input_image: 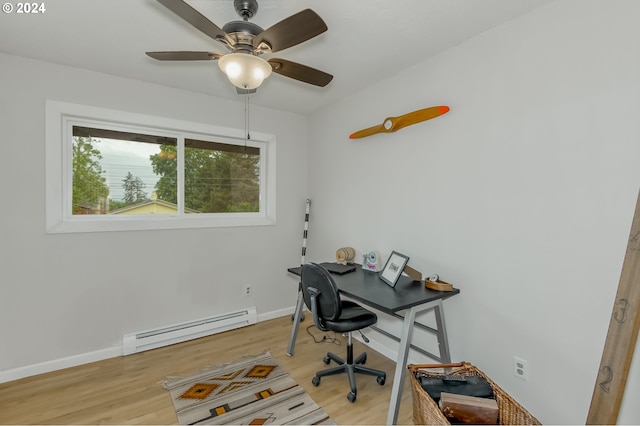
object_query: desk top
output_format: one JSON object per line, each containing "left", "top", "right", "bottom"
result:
{"left": 288, "top": 263, "right": 459, "bottom": 314}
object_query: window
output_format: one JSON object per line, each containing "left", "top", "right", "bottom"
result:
{"left": 46, "top": 101, "right": 276, "bottom": 233}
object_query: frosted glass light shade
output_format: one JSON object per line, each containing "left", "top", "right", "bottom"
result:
{"left": 218, "top": 53, "right": 272, "bottom": 90}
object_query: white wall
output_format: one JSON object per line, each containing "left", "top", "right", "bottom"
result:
{"left": 0, "top": 53, "right": 309, "bottom": 377}
{"left": 2, "top": 1, "right": 640, "bottom": 424}
{"left": 306, "top": 0, "right": 640, "bottom": 424}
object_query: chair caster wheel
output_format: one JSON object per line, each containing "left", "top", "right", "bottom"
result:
{"left": 312, "top": 376, "right": 320, "bottom": 386}
{"left": 323, "top": 356, "right": 331, "bottom": 365}
{"left": 360, "top": 354, "right": 367, "bottom": 364}
{"left": 377, "top": 375, "right": 386, "bottom": 386}
{"left": 347, "top": 391, "right": 356, "bottom": 403}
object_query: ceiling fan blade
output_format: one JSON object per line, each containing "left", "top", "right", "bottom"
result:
{"left": 146, "top": 51, "right": 222, "bottom": 61}
{"left": 156, "top": 0, "right": 229, "bottom": 44}
{"left": 254, "top": 9, "right": 327, "bottom": 53}
{"left": 349, "top": 106, "right": 450, "bottom": 139}
{"left": 268, "top": 58, "right": 333, "bottom": 87}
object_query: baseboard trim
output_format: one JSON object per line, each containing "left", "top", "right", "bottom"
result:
{"left": 258, "top": 306, "right": 295, "bottom": 322}
{"left": 0, "top": 306, "right": 297, "bottom": 384}
{"left": 0, "top": 306, "right": 432, "bottom": 384}
{"left": 0, "top": 346, "right": 122, "bottom": 384}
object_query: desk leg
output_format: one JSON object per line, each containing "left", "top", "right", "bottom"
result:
{"left": 386, "top": 306, "right": 417, "bottom": 425}
{"left": 434, "top": 301, "right": 451, "bottom": 363}
{"left": 286, "top": 284, "right": 305, "bottom": 356}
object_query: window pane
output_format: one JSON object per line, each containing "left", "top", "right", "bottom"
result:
{"left": 48, "top": 101, "right": 275, "bottom": 233}
{"left": 184, "top": 138, "right": 260, "bottom": 213}
{"left": 72, "top": 126, "right": 177, "bottom": 215}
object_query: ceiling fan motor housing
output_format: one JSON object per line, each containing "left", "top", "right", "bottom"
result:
{"left": 222, "top": 20, "right": 264, "bottom": 53}
{"left": 234, "top": 0, "right": 258, "bottom": 20}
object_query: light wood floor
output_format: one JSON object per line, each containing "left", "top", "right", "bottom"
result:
{"left": 0, "top": 315, "right": 414, "bottom": 425}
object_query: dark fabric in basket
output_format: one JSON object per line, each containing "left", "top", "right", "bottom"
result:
{"left": 418, "top": 374, "right": 494, "bottom": 404}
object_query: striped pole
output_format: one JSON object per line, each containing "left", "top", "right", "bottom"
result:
{"left": 288, "top": 199, "right": 310, "bottom": 345}
{"left": 301, "top": 199, "right": 311, "bottom": 266}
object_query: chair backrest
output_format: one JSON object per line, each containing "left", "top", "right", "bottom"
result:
{"left": 301, "top": 263, "right": 341, "bottom": 331}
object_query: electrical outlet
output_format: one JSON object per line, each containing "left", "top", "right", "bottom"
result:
{"left": 243, "top": 285, "right": 253, "bottom": 297}
{"left": 514, "top": 356, "right": 529, "bottom": 380}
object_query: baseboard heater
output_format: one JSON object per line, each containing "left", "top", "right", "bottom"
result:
{"left": 122, "top": 307, "right": 257, "bottom": 355}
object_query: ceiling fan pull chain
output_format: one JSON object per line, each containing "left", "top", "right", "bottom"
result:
{"left": 244, "top": 94, "right": 251, "bottom": 153}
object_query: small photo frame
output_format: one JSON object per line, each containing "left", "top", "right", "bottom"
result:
{"left": 380, "top": 251, "right": 410, "bottom": 288}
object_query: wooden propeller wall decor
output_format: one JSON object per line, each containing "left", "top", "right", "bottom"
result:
{"left": 349, "top": 106, "right": 450, "bottom": 139}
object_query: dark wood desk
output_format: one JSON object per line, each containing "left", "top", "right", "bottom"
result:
{"left": 286, "top": 263, "right": 459, "bottom": 425}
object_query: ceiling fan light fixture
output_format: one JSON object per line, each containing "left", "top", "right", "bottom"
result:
{"left": 218, "top": 53, "right": 272, "bottom": 90}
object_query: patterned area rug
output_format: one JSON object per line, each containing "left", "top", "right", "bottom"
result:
{"left": 162, "top": 351, "right": 335, "bottom": 425}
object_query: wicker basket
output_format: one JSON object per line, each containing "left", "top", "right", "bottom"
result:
{"left": 408, "top": 362, "right": 541, "bottom": 425}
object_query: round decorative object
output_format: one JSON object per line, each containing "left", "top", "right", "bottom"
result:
{"left": 363, "top": 250, "right": 382, "bottom": 272}
{"left": 336, "top": 247, "right": 355, "bottom": 264}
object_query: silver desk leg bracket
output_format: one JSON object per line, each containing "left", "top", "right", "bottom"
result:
{"left": 386, "top": 299, "right": 451, "bottom": 425}
{"left": 386, "top": 306, "right": 417, "bottom": 425}
{"left": 434, "top": 302, "right": 451, "bottom": 363}
{"left": 286, "top": 284, "right": 305, "bottom": 356}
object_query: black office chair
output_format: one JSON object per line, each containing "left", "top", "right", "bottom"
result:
{"left": 301, "top": 262, "right": 386, "bottom": 402}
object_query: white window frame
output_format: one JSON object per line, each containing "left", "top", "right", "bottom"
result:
{"left": 46, "top": 100, "right": 276, "bottom": 233}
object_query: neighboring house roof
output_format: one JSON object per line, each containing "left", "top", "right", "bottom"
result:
{"left": 110, "top": 199, "right": 199, "bottom": 215}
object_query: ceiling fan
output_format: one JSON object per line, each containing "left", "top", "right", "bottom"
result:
{"left": 146, "top": 0, "right": 333, "bottom": 93}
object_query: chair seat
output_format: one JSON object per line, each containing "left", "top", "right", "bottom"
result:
{"left": 324, "top": 300, "right": 377, "bottom": 333}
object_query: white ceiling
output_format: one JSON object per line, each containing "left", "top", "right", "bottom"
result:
{"left": 0, "top": 0, "right": 553, "bottom": 115}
